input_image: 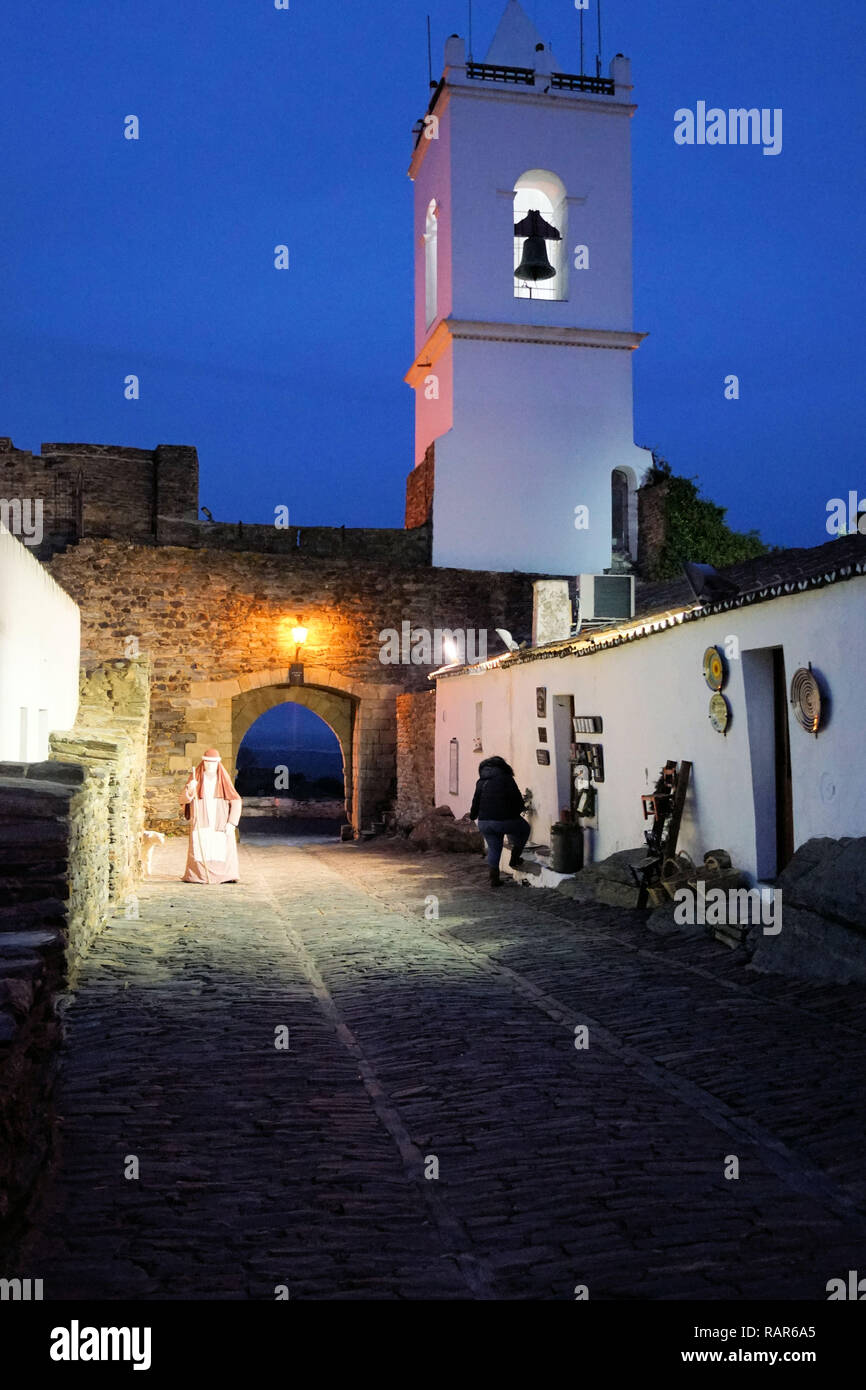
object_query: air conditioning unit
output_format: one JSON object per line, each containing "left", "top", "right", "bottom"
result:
{"left": 578, "top": 573, "right": 635, "bottom": 622}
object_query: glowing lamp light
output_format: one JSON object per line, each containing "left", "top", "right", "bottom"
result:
{"left": 286, "top": 619, "right": 309, "bottom": 685}
{"left": 441, "top": 637, "right": 460, "bottom": 664}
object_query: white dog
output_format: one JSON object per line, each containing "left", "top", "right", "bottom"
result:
{"left": 140, "top": 830, "right": 165, "bottom": 877}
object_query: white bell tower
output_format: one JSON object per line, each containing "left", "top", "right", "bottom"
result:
{"left": 405, "top": 0, "right": 651, "bottom": 576}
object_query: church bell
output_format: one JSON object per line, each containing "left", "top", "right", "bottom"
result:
{"left": 514, "top": 208, "right": 561, "bottom": 283}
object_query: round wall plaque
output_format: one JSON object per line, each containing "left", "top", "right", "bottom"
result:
{"left": 703, "top": 646, "right": 726, "bottom": 691}
{"left": 791, "top": 666, "right": 822, "bottom": 734}
{"left": 708, "top": 692, "right": 730, "bottom": 733}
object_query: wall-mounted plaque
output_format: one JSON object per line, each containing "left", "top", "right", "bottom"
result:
{"left": 703, "top": 647, "right": 726, "bottom": 692}
{"left": 288, "top": 663, "right": 305, "bottom": 685}
{"left": 536, "top": 749, "right": 551, "bottom": 765}
{"left": 572, "top": 741, "right": 604, "bottom": 782}
{"left": 537, "top": 726, "right": 548, "bottom": 743}
{"left": 449, "top": 738, "right": 459, "bottom": 794}
{"left": 790, "top": 665, "right": 823, "bottom": 735}
{"left": 536, "top": 687, "right": 547, "bottom": 717}
{"left": 708, "top": 693, "right": 730, "bottom": 734}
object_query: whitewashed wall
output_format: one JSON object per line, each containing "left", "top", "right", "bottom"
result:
{"left": 435, "top": 578, "right": 866, "bottom": 882}
{"left": 433, "top": 339, "right": 649, "bottom": 575}
{"left": 0, "top": 523, "right": 80, "bottom": 761}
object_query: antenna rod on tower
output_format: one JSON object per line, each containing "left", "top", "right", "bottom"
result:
{"left": 580, "top": 9, "right": 584, "bottom": 74}
{"left": 468, "top": 0, "right": 473, "bottom": 61}
{"left": 597, "top": 0, "right": 604, "bottom": 77}
{"left": 427, "top": 14, "right": 433, "bottom": 86}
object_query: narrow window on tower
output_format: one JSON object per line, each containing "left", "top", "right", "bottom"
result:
{"left": 611, "top": 466, "right": 638, "bottom": 561}
{"left": 425, "top": 200, "right": 439, "bottom": 328}
{"left": 612, "top": 469, "right": 629, "bottom": 555}
{"left": 513, "top": 170, "right": 567, "bottom": 302}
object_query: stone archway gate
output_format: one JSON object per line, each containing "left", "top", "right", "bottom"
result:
{"left": 182, "top": 666, "right": 398, "bottom": 830}
{"left": 46, "top": 534, "right": 537, "bottom": 837}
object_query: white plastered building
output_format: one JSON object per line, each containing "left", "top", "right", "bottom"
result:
{"left": 433, "top": 539, "right": 866, "bottom": 884}
{"left": 0, "top": 523, "right": 80, "bottom": 761}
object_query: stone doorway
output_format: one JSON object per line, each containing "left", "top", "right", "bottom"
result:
{"left": 180, "top": 666, "right": 402, "bottom": 834}
{"left": 232, "top": 684, "right": 354, "bottom": 825}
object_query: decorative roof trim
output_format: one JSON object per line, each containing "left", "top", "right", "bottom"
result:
{"left": 432, "top": 557, "right": 866, "bottom": 680}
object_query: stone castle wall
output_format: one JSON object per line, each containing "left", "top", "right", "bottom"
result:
{"left": 2, "top": 431, "right": 543, "bottom": 831}
{"left": 405, "top": 443, "right": 435, "bottom": 529}
{"left": 637, "top": 480, "right": 669, "bottom": 580}
{"left": 0, "top": 657, "right": 149, "bottom": 1253}
{"left": 0, "top": 438, "right": 200, "bottom": 558}
{"left": 396, "top": 691, "right": 436, "bottom": 830}
{"left": 156, "top": 517, "right": 431, "bottom": 563}
{"left": 0, "top": 437, "right": 431, "bottom": 566}
{"left": 46, "top": 540, "right": 538, "bottom": 829}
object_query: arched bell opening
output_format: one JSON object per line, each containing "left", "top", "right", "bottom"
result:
{"left": 513, "top": 168, "right": 568, "bottom": 302}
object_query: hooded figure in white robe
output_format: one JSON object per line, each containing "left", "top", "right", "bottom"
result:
{"left": 180, "top": 749, "right": 242, "bottom": 884}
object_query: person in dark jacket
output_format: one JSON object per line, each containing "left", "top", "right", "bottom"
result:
{"left": 469, "top": 756, "right": 531, "bottom": 887}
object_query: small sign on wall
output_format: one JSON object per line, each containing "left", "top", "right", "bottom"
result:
{"left": 536, "top": 687, "right": 547, "bottom": 717}
{"left": 572, "top": 741, "right": 604, "bottom": 782}
{"left": 449, "top": 738, "right": 459, "bottom": 794}
{"left": 536, "top": 748, "right": 551, "bottom": 765}
{"left": 537, "top": 726, "right": 548, "bottom": 743}
{"left": 573, "top": 715, "right": 602, "bottom": 735}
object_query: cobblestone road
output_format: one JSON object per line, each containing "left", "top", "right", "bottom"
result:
{"left": 24, "top": 836, "right": 866, "bottom": 1300}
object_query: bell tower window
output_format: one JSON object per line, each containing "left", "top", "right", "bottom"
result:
{"left": 425, "top": 200, "right": 439, "bottom": 328}
{"left": 513, "top": 169, "right": 567, "bottom": 301}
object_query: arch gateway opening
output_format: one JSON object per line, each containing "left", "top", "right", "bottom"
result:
{"left": 180, "top": 665, "right": 404, "bottom": 837}
{"left": 231, "top": 683, "right": 356, "bottom": 825}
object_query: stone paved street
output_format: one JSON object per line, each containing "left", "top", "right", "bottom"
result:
{"left": 23, "top": 836, "right": 866, "bottom": 1300}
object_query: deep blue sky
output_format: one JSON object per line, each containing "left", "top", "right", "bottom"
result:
{"left": 2, "top": 1, "right": 864, "bottom": 551}
{"left": 237, "top": 702, "right": 342, "bottom": 764}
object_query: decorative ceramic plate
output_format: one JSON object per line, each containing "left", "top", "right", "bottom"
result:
{"left": 791, "top": 666, "right": 822, "bottom": 734}
{"left": 708, "top": 692, "right": 730, "bottom": 733}
{"left": 703, "top": 646, "right": 726, "bottom": 691}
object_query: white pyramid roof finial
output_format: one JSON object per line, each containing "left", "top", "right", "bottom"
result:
{"left": 484, "top": 0, "right": 560, "bottom": 71}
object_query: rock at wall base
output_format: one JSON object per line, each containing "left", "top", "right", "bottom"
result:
{"left": 408, "top": 806, "right": 484, "bottom": 853}
{"left": 776, "top": 837, "right": 866, "bottom": 933}
{"left": 748, "top": 904, "right": 866, "bottom": 985}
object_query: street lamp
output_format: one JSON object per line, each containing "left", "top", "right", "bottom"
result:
{"left": 288, "top": 620, "right": 308, "bottom": 684}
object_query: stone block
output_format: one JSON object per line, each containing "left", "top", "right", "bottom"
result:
{"left": 190, "top": 679, "right": 240, "bottom": 699}
{"left": 0, "top": 761, "right": 87, "bottom": 786}
{"left": 776, "top": 837, "right": 866, "bottom": 932}
{"left": 409, "top": 807, "right": 484, "bottom": 853}
{"left": 0, "top": 978, "right": 35, "bottom": 1016}
{"left": 748, "top": 903, "right": 866, "bottom": 984}
{"left": 0, "top": 930, "right": 65, "bottom": 954}
{"left": 0, "top": 782, "right": 74, "bottom": 816}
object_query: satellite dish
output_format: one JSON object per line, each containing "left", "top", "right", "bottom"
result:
{"left": 682, "top": 562, "right": 739, "bottom": 602}
{"left": 495, "top": 628, "right": 519, "bottom": 652}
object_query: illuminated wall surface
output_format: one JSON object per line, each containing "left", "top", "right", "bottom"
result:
{"left": 435, "top": 577, "right": 866, "bottom": 883}
{"left": 0, "top": 524, "right": 80, "bottom": 761}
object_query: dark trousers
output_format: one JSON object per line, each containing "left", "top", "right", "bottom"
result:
{"left": 477, "top": 816, "right": 531, "bottom": 868}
